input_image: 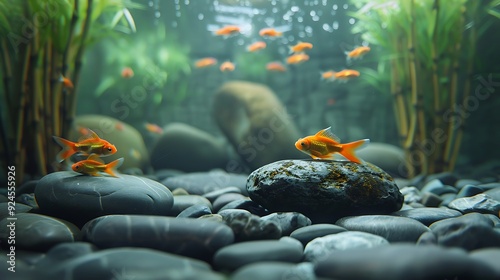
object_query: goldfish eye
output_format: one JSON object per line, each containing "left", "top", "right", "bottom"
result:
{"left": 75, "top": 165, "right": 80, "bottom": 169}
{"left": 107, "top": 147, "right": 113, "bottom": 152}
{"left": 300, "top": 142, "right": 306, "bottom": 147}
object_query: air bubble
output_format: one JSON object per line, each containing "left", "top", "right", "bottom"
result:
{"left": 333, "top": 21, "right": 339, "bottom": 30}
{"left": 198, "top": 13, "right": 204, "bottom": 20}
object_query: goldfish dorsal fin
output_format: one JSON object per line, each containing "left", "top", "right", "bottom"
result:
{"left": 316, "top": 127, "right": 341, "bottom": 142}
{"left": 87, "top": 153, "right": 104, "bottom": 163}
{"left": 78, "top": 128, "right": 101, "bottom": 142}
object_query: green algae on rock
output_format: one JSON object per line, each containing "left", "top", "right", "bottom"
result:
{"left": 246, "top": 159, "right": 403, "bottom": 222}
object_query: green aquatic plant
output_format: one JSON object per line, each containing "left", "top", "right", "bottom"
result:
{"left": 0, "top": 0, "right": 140, "bottom": 181}
{"left": 350, "top": 0, "right": 500, "bottom": 176}
{"left": 92, "top": 22, "right": 191, "bottom": 116}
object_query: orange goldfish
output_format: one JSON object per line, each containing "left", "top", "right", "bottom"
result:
{"left": 220, "top": 61, "right": 235, "bottom": 72}
{"left": 121, "top": 67, "right": 134, "bottom": 79}
{"left": 259, "top": 28, "right": 283, "bottom": 37}
{"left": 60, "top": 76, "right": 74, "bottom": 89}
{"left": 295, "top": 127, "right": 369, "bottom": 163}
{"left": 53, "top": 128, "right": 117, "bottom": 162}
{"left": 346, "top": 46, "right": 371, "bottom": 63}
{"left": 72, "top": 154, "right": 124, "bottom": 177}
{"left": 144, "top": 123, "right": 163, "bottom": 134}
{"left": 195, "top": 57, "right": 217, "bottom": 68}
{"left": 115, "top": 122, "right": 124, "bottom": 131}
{"left": 286, "top": 53, "right": 309, "bottom": 64}
{"left": 321, "top": 69, "right": 360, "bottom": 82}
{"left": 247, "top": 41, "right": 267, "bottom": 52}
{"left": 266, "top": 62, "right": 287, "bottom": 72}
{"left": 289, "top": 41, "right": 313, "bottom": 54}
{"left": 215, "top": 25, "right": 240, "bottom": 36}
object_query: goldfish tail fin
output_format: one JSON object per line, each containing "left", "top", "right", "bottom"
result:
{"left": 53, "top": 136, "right": 76, "bottom": 163}
{"left": 104, "top": 158, "right": 124, "bottom": 177}
{"left": 340, "top": 139, "right": 370, "bottom": 164}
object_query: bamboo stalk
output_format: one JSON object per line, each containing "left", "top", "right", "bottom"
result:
{"left": 429, "top": 0, "right": 441, "bottom": 173}
{"left": 43, "top": 40, "right": 55, "bottom": 169}
{"left": 64, "top": 0, "right": 93, "bottom": 137}
{"left": 443, "top": 7, "right": 465, "bottom": 170}
{"left": 62, "top": 0, "right": 79, "bottom": 76}
{"left": 15, "top": 44, "right": 31, "bottom": 183}
{"left": 0, "top": 40, "right": 13, "bottom": 166}
{"left": 449, "top": 3, "right": 477, "bottom": 171}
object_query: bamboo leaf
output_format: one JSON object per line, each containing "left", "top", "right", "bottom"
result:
{"left": 122, "top": 8, "right": 136, "bottom": 33}
{"left": 110, "top": 9, "right": 124, "bottom": 29}
{"left": 95, "top": 76, "right": 116, "bottom": 97}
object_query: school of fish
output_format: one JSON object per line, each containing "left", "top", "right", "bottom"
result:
{"left": 198, "top": 24, "right": 370, "bottom": 83}
{"left": 53, "top": 128, "right": 123, "bottom": 177}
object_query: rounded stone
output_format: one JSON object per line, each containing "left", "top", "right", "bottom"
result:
{"left": 392, "top": 207, "right": 462, "bottom": 226}
{"left": 314, "top": 244, "right": 497, "bottom": 280}
{"left": 335, "top": 215, "right": 430, "bottom": 242}
{"left": 80, "top": 215, "right": 234, "bottom": 261}
{"left": 219, "top": 209, "right": 282, "bottom": 241}
{"left": 169, "top": 195, "right": 212, "bottom": 216}
{"left": 290, "top": 224, "right": 347, "bottom": 245}
{"left": 260, "top": 212, "right": 312, "bottom": 236}
{"left": 230, "top": 262, "right": 316, "bottom": 280}
{"left": 0, "top": 213, "right": 79, "bottom": 251}
{"left": 177, "top": 204, "right": 212, "bottom": 218}
{"left": 247, "top": 160, "right": 403, "bottom": 222}
{"left": 34, "top": 172, "right": 174, "bottom": 225}
{"left": 448, "top": 193, "right": 500, "bottom": 215}
{"left": 218, "top": 199, "right": 269, "bottom": 216}
{"left": 203, "top": 186, "right": 242, "bottom": 203}
{"left": 213, "top": 240, "right": 304, "bottom": 271}
{"left": 162, "top": 170, "right": 248, "bottom": 196}
{"left": 419, "top": 213, "right": 500, "bottom": 251}
{"left": 469, "top": 248, "right": 500, "bottom": 278}
{"left": 304, "top": 231, "right": 389, "bottom": 262}
{"left": 213, "top": 193, "right": 248, "bottom": 212}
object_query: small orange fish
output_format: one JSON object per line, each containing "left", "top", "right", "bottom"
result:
{"left": 60, "top": 76, "right": 74, "bottom": 89}
{"left": 322, "top": 69, "right": 360, "bottom": 82}
{"left": 144, "top": 123, "right": 163, "bottom": 134}
{"left": 215, "top": 25, "right": 240, "bottom": 36}
{"left": 115, "top": 122, "right": 124, "bottom": 131}
{"left": 220, "top": 61, "right": 235, "bottom": 72}
{"left": 121, "top": 67, "right": 134, "bottom": 79}
{"left": 259, "top": 28, "right": 283, "bottom": 37}
{"left": 247, "top": 41, "right": 267, "bottom": 52}
{"left": 72, "top": 154, "right": 124, "bottom": 177}
{"left": 286, "top": 53, "right": 309, "bottom": 64}
{"left": 53, "top": 128, "right": 117, "bottom": 162}
{"left": 289, "top": 41, "right": 313, "bottom": 54}
{"left": 195, "top": 57, "right": 217, "bottom": 68}
{"left": 327, "top": 98, "right": 336, "bottom": 106}
{"left": 266, "top": 62, "right": 287, "bottom": 72}
{"left": 295, "top": 127, "right": 369, "bottom": 163}
{"left": 346, "top": 46, "right": 371, "bottom": 62}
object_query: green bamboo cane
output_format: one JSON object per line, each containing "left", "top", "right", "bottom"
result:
{"left": 429, "top": 0, "right": 441, "bottom": 173}
{"left": 15, "top": 44, "right": 31, "bottom": 183}
{"left": 43, "top": 40, "right": 54, "bottom": 171}
{"left": 443, "top": 6, "right": 465, "bottom": 170}
{"left": 63, "top": 0, "right": 93, "bottom": 137}
{"left": 0, "top": 40, "right": 13, "bottom": 166}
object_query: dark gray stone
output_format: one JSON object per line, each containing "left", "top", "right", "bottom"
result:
{"left": 16, "top": 193, "right": 38, "bottom": 210}
{"left": 439, "top": 193, "right": 457, "bottom": 207}
{"left": 477, "top": 183, "right": 500, "bottom": 191}
{"left": 213, "top": 240, "right": 303, "bottom": 271}
{"left": 420, "top": 192, "right": 443, "bottom": 207}
{"left": 424, "top": 172, "right": 458, "bottom": 187}
{"left": 230, "top": 262, "right": 315, "bottom": 280}
{"left": 247, "top": 160, "right": 403, "bottom": 222}
{"left": 456, "top": 184, "right": 485, "bottom": 198}
{"left": 35, "top": 171, "right": 173, "bottom": 225}
{"left": 218, "top": 199, "right": 269, "bottom": 216}
{"left": 470, "top": 248, "right": 500, "bottom": 278}
{"left": 177, "top": 204, "right": 212, "bottom": 218}
{"left": 35, "top": 247, "right": 220, "bottom": 280}
{"left": 421, "top": 179, "right": 458, "bottom": 195}
{"left": 418, "top": 213, "right": 500, "bottom": 251}
{"left": 161, "top": 170, "right": 248, "bottom": 196}
{"left": 203, "top": 186, "right": 242, "bottom": 202}
{"left": 0, "top": 213, "right": 79, "bottom": 251}
{"left": 304, "top": 231, "right": 389, "bottom": 262}
{"left": 213, "top": 193, "right": 248, "bottom": 212}
{"left": 399, "top": 186, "right": 422, "bottom": 204}
{"left": 485, "top": 187, "right": 500, "bottom": 201}
{"left": 219, "top": 209, "right": 282, "bottom": 241}
{"left": 261, "top": 212, "right": 312, "bottom": 236}
{"left": 336, "top": 215, "right": 430, "bottom": 242}
{"left": 169, "top": 195, "right": 212, "bottom": 216}
{"left": 80, "top": 215, "right": 234, "bottom": 261}
{"left": 0, "top": 202, "right": 32, "bottom": 220}
{"left": 290, "top": 224, "right": 347, "bottom": 246}
{"left": 314, "top": 244, "right": 497, "bottom": 280}
{"left": 448, "top": 193, "right": 500, "bottom": 215}
{"left": 392, "top": 207, "right": 462, "bottom": 226}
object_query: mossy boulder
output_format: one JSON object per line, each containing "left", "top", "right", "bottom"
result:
{"left": 70, "top": 115, "right": 149, "bottom": 171}
{"left": 246, "top": 160, "right": 404, "bottom": 222}
{"left": 212, "top": 81, "right": 303, "bottom": 170}
{"left": 150, "top": 123, "right": 232, "bottom": 172}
